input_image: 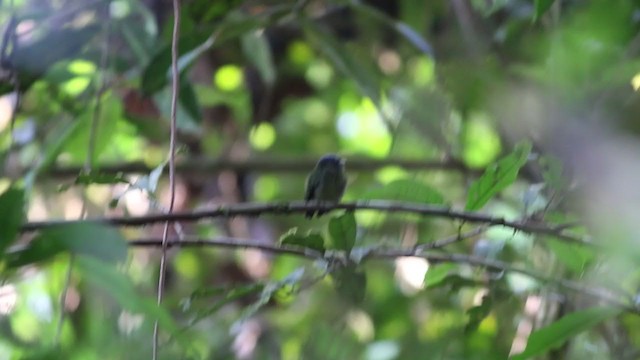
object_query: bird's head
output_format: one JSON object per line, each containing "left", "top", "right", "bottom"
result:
{"left": 316, "top": 154, "right": 345, "bottom": 169}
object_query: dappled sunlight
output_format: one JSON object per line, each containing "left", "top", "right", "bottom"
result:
{"left": 2, "top": 0, "right": 640, "bottom": 358}
{"left": 395, "top": 256, "right": 428, "bottom": 294}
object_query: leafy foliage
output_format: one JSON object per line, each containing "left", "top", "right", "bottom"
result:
{"left": 466, "top": 142, "right": 532, "bottom": 211}
{"left": 363, "top": 178, "right": 445, "bottom": 204}
{"left": 328, "top": 212, "right": 357, "bottom": 253}
{"left": 512, "top": 307, "right": 621, "bottom": 359}
{"left": 0, "top": 0, "right": 638, "bottom": 358}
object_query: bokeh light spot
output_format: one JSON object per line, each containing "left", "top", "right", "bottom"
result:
{"left": 410, "top": 57, "right": 435, "bottom": 87}
{"left": 254, "top": 175, "right": 280, "bottom": 201}
{"left": 287, "top": 41, "right": 313, "bottom": 66}
{"left": 62, "top": 77, "right": 91, "bottom": 96}
{"left": 214, "top": 65, "right": 243, "bottom": 91}
{"left": 249, "top": 122, "right": 276, "bottom": 150}
{"left": 462, "top": 113, "right": 501, "bottom": 168}
{"left": 632, "top": 73, "right": 640, "bottom": 91}
{"left": 173, "top": 251, "right": 200, "bottom": 280}
{"left": 305, "top": 60, "right": 333, "bottom": 88}
{"left": 68, "top": 60, "right": 96, "bottom": 75}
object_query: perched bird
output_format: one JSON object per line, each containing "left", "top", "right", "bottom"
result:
{"left": 304, "top": 154, "right": 347, "bottom": 218}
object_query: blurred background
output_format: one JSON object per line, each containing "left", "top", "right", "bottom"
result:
{"left": 1, "top": 0, "right": 640, "bottom": 359}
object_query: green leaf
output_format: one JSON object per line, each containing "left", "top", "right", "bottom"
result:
{"left": 332, "top": 264, "right": 366, "bottom": 304}
{"left": 465, "top": 295, "right": 492, "bottom": 333}
{"left": 328, "top": 213, "right": 357, "bottom": 252}
{"left": 279, "top": 229, "right": 326, "bottom": 253}
{"left": 512, "top": 307, "right": 621, "bottom": 359}
{"left": 236, "top": 268, "right": 305, "bottom": 324}
{"left": 141, "top": 31, "right": 213, "bottom": 94}
{"left": 465, "top": 142, "right": 532, "bottom": 211}
{"left": 26, "top": 118, "right": 84, "bottom": 188}
{"left": 59, "top": 171, "right": 131, "bottom": 191}
{"left": 185, "top": 283, "right": 264, "bottom": 326}
{"left": 534, "top": 0, "right": 556, "bottom": 22}
{"left": 425, "top": 273, "right": 481, "bottom": 291}
{"left": 423, "top": 263, "right": 457, "bottom": 288}
{"left": 301, "top": 17, "right": 382, "bottom": 105}
{"left": 546, "top": 237, "right": 595, "bottom": 274}
{"left": 179, "top": 75, "right": 203, "bottom": 123}
{"left": 62, "top": 95, "right": 123, "bottom": 164}
{"left": 0, "top": 187, "right": 25, "bottom": 256}
{"left": 241, "top": 30, "right": 276, "bottom": 86}
{"left": 6, "top": 223, "right": 127, "bottom": 268}
{"left": 76, "top": 256, "right": 182, "bottom": 341}
{"left": 363, "top": 178, "right": 445, "bottom": 204}
{"left": 142, "top": 6, "right": 292, "bottom": 94}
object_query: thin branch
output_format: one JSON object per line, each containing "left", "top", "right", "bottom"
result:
{"left": 127, "top": 236, "right": 635, "bottom": 314}
{"left": 130, "top": 237, "right": 322, "bottom": 258}
{"left": 153, "top": 0, "right": 180, "bottom": 357}
{"left": 416, "top": 226, "right": 487, "bottom": 250}
{"left": 21, "top": 201, "right": 592, "bottom": 246}
{"left": 372, "top": 251, "right": 634, "bottom": 312}
{"left": 37, "top": 157, "right": 472, "bottom": 177}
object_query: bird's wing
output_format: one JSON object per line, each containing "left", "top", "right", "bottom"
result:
{"left": 305, "top": 173, "right": 317, "bottom": 201}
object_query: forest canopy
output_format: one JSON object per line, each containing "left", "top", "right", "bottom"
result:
{"left": 1, "top": 0, "right": 640, "bottom": 359}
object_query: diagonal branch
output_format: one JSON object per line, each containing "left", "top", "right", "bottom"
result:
{"left": 21, "top": 200, "right": 591, "bottom": 246}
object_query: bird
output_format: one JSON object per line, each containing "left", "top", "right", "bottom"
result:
{"left": 304, "top": 154, "right": 347, "bottom": 218}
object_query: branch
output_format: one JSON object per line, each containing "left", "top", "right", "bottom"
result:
{"left": 22, "top": 200, "right": 592, "bottom": 246}
{"left": 38, "top": 157, "right": 472, "bottom": 177}
{"left": 128, "top": 236, "right": 635, "bottom": 314}
{"left": 130, "top": 237, "right": 323, "bottom": 258}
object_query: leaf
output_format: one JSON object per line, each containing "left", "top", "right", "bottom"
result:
{"left": 279, "top": 229, "right": 326, "bottom": 253}
{"left": 425, "top": 273, "right": 481, "bottom": 291}
{"left": 423, "top": 263, "right": 457, "bottom": 288}
{"left": 545, "top": 237, "right": 595, "bottom": 274}
{"left": 141, "top": 31, "right": 213, "bottom": 94}
{"left": 75, "top": 172, "right": 130, "bottom": 186}
{"left": 301, "top": 17, "right": 382, "bottom": 105}
{"left": 241, "top": 30, "right": 276, "bottom": 86}
{"left": 534, "top": 0, "right": 556, "bottom": 22}
{"left": 351, "top": 1, "right": 433, "bottom": 57}
{"left": 465, "top": 142, "right": 532, "bottom": 211}
{"left": 141, "top": 6, "right": 292, "bottom": 94}
{"left": 6, "top": 223, "right": 127, "bottom": 268}
{"left": 25, "top": 119, "right": 83, "bottom": 189}
{"left": 62, "top": 96, "right": 123, "bottom": 164}
{"left": 236, "top": 268, "right": 305, "bottom": 325}
{"left": 185, "top": 283, "right": 264, "bottom": 322}
{"left": 328, "top": 213, "right": 357, "bottom": 252}
{"left": 76, "top": 256, "right": 182, "bottom": 341}
{"left": 512, "top": 307, "right": 621, "bottom": 359}
{"left": 0, "top": 187, "right": 25, "bottom": 256}
{"left": 179, "top": 75, "right": 203, "bottom": 123}
{"left": 465, "top": 295, "right": 492, "bottom": 333}
{"left": 332, "top": 264, "right": 366, "bottom": 304}
{"left": 362, "top": 178, "right": 445, "bottom": 204}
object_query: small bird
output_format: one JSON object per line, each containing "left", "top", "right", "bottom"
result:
{"left": 305, "top": 154, "right": 347, "bottom": 218}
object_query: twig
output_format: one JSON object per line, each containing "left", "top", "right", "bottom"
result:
{"left": 21, "top": 201, "right": 592, "bottom": 246}
{"left": 127, "top": 236, "right": 635, "bottom": 314}
{"left": 153, "top": 0, "right": 180, "bottom": 357}
{"left": 416, "top": 226, "right": 487, "bottom": 250}
{"left": 131, "top": 237, "right": 323, "bottom": 258}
